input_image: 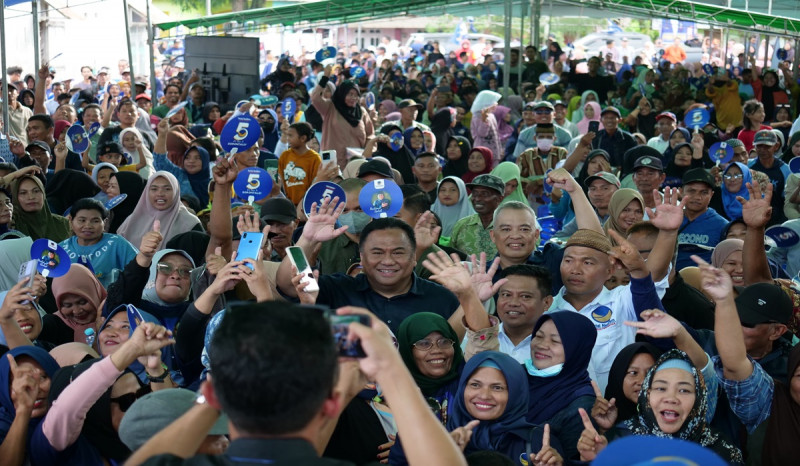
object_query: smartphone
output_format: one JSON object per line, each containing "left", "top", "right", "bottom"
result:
{"left": 321, "top": 150, "right": 336, "bottom": 164}
{"left": 237, "top": 231, "right": 264, "bottom": 270}
{"left": 263, "top": 159, "right": 279, "bottom": 183}
{"left": 330, "top": 314, "right": 370, "bottom": 358}
{"left": 287, "top": 246, "right": 319, "bottom": 292}
{"left": 18, "top": 260, "right": 37, "bottom": 305}
{"left": 588, "top": 121, "right": 600, "bottom": 133}
{"left": 437, "top": 85, "right": 450, "bottom": 93}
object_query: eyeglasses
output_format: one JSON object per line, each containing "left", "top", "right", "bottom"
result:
{"left": 534, "top": 109, "right": 553, "bottom": 114}
{"left": 723, "top": 173, "right": 744, "bottom": 180}
{"left": 110, "top": 385, "right": 152, "bottom": 412}
{"left": 156, "top": 262, "right": 193, "bottom": 278}
{"left": 412, "top": 338, "right": 455, "bottom": 351}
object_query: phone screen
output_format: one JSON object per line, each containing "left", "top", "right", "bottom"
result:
{"left": 321, "top": 150, "right": 335, "bottom": 163}
{"left": 588, "top": 121, "right": 600, "bottom": 133}
{"left": 330, "top": 314, "right": 370, "bottom": 357}
{"left": 263, "top": 159, "right": 279, "bottom": 182}
{"left": 289, "top": 246, "right": 309, "bottom": 271}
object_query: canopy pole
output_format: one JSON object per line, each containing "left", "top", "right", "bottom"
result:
{"left": 146, "top": 0, "right": 158, "bottom": 101}
{"left": 743, "top": 33, "right": 750, "bottom": 67}
{"left": 529, "top": 0, "right": 534, "bottom": 50}
{"left": 357, "top": 24, "right": 362, "bottom": 51}
{"left": 533, "top": 0, "right": 541, "bottom": 53}
{"left": 1, "top": 0, "right": 8, "bottom": 137}
{"left": 795, "top": 39, "right": 800, "bottom": 82}
{"left": 723, "top": 27, "right": 730, "bottom": 70}
{"left": 33, "top": 0, "right": 40, "bottom": 74}
{"left": 762, "top": 34, "right": 769, "bottom": 70}
{"left": 519, "top": 0, "right": 526, "bottom": 95}
{"left": 122, "top": 0, "right": 135, "bottom": 82}
{"left": 502, "top": 0, "right": 511, "bottom": 100}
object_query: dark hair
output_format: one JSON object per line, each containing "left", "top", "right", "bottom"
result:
{"left": 192, "top": 137, "right": 218, "bottom": 162}
{"left": 209, "top": 302, "right": 337, "bottom": 435}
{"left": 28, "top": 114, "right": 54, "bottom": 129}
{"left": 289, "top": 122, "right": 314, "bottom": 142}
{"left": 359, "top": 217, "right": 416, "bottom": 252}
{"left": 415, "top": 152, "right": 438, "bottom": 163}
{"left": 164, "top": 84, "right": 182, "bottom": 95}
{"left": 83, "top": 103, "right": 102, "bottom": 115}
{"left": 70, "top": 198, "right": 108, "bottom": 220}
{"left": 742, "top": 99, "right": 764, "bottom": 131}
{"left": 498, "top": 264, "right": 552, "bottom": 298}
{"left": 399, "top": 184, "right": 430, "bottom": 216}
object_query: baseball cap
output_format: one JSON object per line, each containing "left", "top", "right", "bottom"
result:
{"left": 25, "top": 140, "right": 51, "bottom": 155}
{"left": 118, "top": 388, "right": 229, "bottom": 451}
{"left": 633, "top": 155, "right": 664, "bottom": 171}
{"left": 466, "top": 174, "right": 504, "bottom": 195}
{"left": 681, "top": 167, "right": 715, "bottom": 188}
{"left": 600, "top": 106, "right": 621, "bottom": 118}
{"left": 552, "top": 100, "right": 567, "bottom": 108}
{"left": 523, "top": 102, "right": 537, "bottom": 112}
{"left": 99, "top": 142, "right": 124, "bottom": 156}
{"left": 585, "top": 171, "right": 621, "bottom": 189}
{"left": 655, "top": 111, "right": 677, "bottom": 122}
{"left": 135, "top": 93, "right": 151, "bottom": 101}
{"left": 397, "top": 99, "right": 424, "bottom": 110}
{"left": 97, "top": 67, "right": 110, "bottom": 75}
{"left": 533, "top": 101, "right": 554, "bottom": 111}
{"left": 357, "top": 159, "right": 393, "bottom": 179}
{"left": 735, "top": 283, "right": 792, "bottom": 326}
{"left": 593, "top": 435, "right": 728, "bottom": 466}
{"left": 753, "top": 130, "right": 778, "bottom": 146}
{"left": 260, "top": 197, "right": 297, "bottom": 224}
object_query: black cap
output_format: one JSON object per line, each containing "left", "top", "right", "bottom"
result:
{"left": 735, "top": 283, "right": 792, "bottom": 326}
{"left": 259, "top": 198, "right": 297, "bottom": 224}
{"left": 633, "top": 155, "right": 664, "bottom": 171}
{"left": 600, "top": 106, "right": 621, "bottom": 118}
{"left": 99, "top": 142, "right": 124, "bottom": 156}
{"left": 681, "top": 168, "right": 715, "bottom": 188}
{"left": 25, "top": 140, "right": 51, "bottom": 155}
{"left": 358, "top": 160, "right": 393, "bottom": 179}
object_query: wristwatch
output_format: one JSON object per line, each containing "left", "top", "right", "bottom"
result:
{"left": 147, "top": 364, "right": 170, "bottom": 383}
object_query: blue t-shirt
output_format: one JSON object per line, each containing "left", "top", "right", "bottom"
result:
{"left": 676, "top": 208, "right": 729, "bottom": 270}
{"left": 60, "top": 233, "right": 139, "bottom": 289}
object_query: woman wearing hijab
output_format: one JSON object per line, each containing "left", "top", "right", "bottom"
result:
{"left": 429, "top": 107, "right": 456, "bottom": 156}
{"left": 91, "top": 163, "right": 118, "bottom": 204}
{"left": 754, "top": 70, "right": 790, "bottom": 124}
{"left": 369, "top": 125, "right": 416, "bottom": 184}
{"left": 0, "top": 187, "right": 16, "bottom": 237}
{"left": 710, "top": 238, "right": 744, "bottom": 288}
{"left": 570, "top": 90, "right": 600, "bottom": 124}
{"left": 312, "top": 72, "right": 375, "bottom": 169}
{"left": 164, "top": 122, "right": 195, "bottom": 167}
{"left": 490, "top": 162, "right": 528, "bottom": 205}
{"left": 462, "top": 147, "right": 493, "bottom": 184}
{"left": 580, "top": 349, "right": 743, "bottom": 464}
{"left": 576, "top": 101, "right": 602, "bottom": 135}
{"left": 603, "top": 188, "right": 644, "bottom": 244}
{"left": 709, "top": 162, "right": 752, "bottom": 221}
{"left": 117, "top": 171, "right": 202, "bottom": 248}
{"left": 11, "top": 175, "right": 71, "bottom": 242}
{"left": 0, "top": 346, "right": 60, "bottom": 464}
{"left": 431, "top": 176, "right": 476, "bottom": 242}
{"left": 154, "top": 119, "right": 211, "bottom": 208}
{"left": 0, "top": 237, "right": 33, "bottom": 291}
{"left": 525, "top": 311, "right": 597, "bottom": 460}
{"left": 600, "top": 343, "right": 662, "bottom": 426}
{"left": 106, "top": 171, "right": 146, "bottom": 234}
{"left": 662, "top": 142, "right": 695, "bottom": 189}
{"left": 402, "top": 127, "right": 425, "bottom": 157}
{"left": 201, "top": 102, "right": 221, "bottom": 129}
{"left": 470, "top": 90, "right": 503, "bottom": 165}
{"left": 442, "top": 135, "right": 471, "bottom": 179}
{"left": 40, "top": 264, "right": 108, "bottom": 346}
{"left": 446, "top": 351, "right": 560, "bottom": 463}
{"left": 493, "top": 105, "right": 514, "bottom": 149}
{"left": 44, "top": 169, "right": 102, "bottom": 216}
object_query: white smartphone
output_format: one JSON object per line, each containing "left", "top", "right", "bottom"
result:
{"left": 18, "top": 259, "right": 38, "bottom": 305}
{"left": 321, "top": 149, "right": 336, "bottom": 164}
{"left": 287, "top": 246, "right": 319, "bottom": 293}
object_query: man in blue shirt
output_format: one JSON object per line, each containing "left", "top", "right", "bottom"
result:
{"left": 748, "top": 130, "right": 791, "bottom": 226}
{"left": 676, "top": 168, "right": 729, "bottom": 270}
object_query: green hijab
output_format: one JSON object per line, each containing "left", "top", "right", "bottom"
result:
{"left": 491, "top": 162, "right": 527, "bottom": 205}
{"left": 397, "top": 312, "right": 464, "bottom": 396}
{"left": 11, "top": 175, "right": 71, "bottom": 242}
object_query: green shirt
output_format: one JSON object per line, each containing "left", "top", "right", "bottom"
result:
{"left": 317, "top": 234, "right": 360, "bottom": 276}
{"left": 415, "top": 244, "right": 442, "bottom": 280}
{"left": 450, "top": 214, "right": 497, "bottom": 258}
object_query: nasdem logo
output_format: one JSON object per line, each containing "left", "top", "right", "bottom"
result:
{"left": 591, "top": 306, "right": 613, "bottom": 323}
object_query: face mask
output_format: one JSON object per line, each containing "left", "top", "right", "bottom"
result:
{"left": 260, "top": 120, "right": 275, "bottom": 133}
{"left": 338, "top": 211, "right": 371, "bottom": 234}
{"left": 525, "top": 358, "right": 564, "bottom": 377}
{"left": 537, "top": 138, "right": 553, "bottom": 152}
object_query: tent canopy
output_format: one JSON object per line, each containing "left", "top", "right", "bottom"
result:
{"left": 155, "top": 0, "right": 800, "bottom": 37}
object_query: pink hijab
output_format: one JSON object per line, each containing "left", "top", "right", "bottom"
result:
{"left": 493, "top": 105, "right": 514, "bottom": 143}
{"left": 52, "top": 264, "right": 108, "bottom": 343}
{"left": 117, "top": 171, "right": 201, "bottom": 248}
{"left": 577, "top": 101, "right": 602, "bottom": 134}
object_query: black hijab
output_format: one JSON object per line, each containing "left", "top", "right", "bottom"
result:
{"left": 430, "top": 107, "right": 456, "bottom": 156}
{"left": 442, "top": 135, "right": 471, "bottom": 178}
{"left": 108, "top": 171, "right": 146, "bottom": 233}
{"left": 373, "top": 124, "right": 416, "bottom": 183}
{"left": 332, "top": 79, "right": 364, "bottom": 128}
{"left": 166, "top": 230, "right": 210, "bottom": 267}
{"left": 46, "top": 169, "right": 102, "bottom": 216}
{"left": 604, "top": 342, "right": 662, "bottom": 423}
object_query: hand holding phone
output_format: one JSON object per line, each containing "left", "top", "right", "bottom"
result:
{"left": 321, "top": 150, "right": 336, "bottom": 164}
{"left": 17, "top": 260, "right": 38, "bottom": 305}
{"left": 330, "top": 314, "right": 370, "bottom": 357}
{"left": 237, "top": 232, "right": 264, "bottom": 270}
{"left": 588, "top": 121, "right": 600, "bottom": 133}
{"left": 287, "top": 246, "right": 319, "bottom": 292}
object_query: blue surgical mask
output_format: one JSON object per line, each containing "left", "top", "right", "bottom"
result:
{"left": 338, "top": 211, "right": 371, "bottom": 234}
{"left": 525, "top": 358, "right": 564, "bottom": 377}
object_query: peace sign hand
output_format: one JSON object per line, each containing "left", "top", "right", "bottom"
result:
{"left": 532, "top": 424, "right": 563, "bottom": 465}
{"left": 589, "top": 380, "right": 618, "bottom": 431}
{"left": 576, "top": 407, "right": 608, "bottom": 461}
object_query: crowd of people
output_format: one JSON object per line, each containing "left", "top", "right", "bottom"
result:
{"left": 0, "top": 29, "right": 799, "bottom": 466}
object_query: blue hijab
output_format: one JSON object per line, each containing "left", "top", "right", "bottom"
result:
{"left": 447, "top": 351, "right": 534, "bottom": 458}
{"left": 0, "top": 346, "right": 60, "bottom": 445}
{"left": 97, "top": 304, "right": 162, "bottom": 385}
{"left": 662, "top": 127, "right": 692, "bottom": 167}
{"left": 526, "top": 312, "right": 596, "bottom": 424}
{"left": 721, "top": 162, "right": 752, "bottom": 220}
{"left": 183, "top": 146, "right": 211, "bottom": 208}
{"left": 403, "top": 127, "right": 425, "bottom": 156}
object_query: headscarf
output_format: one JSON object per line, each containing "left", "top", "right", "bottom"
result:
{"left": 142, "top": 249, "right": 195, "bottom": 307}
{"left": 447, "top": 351, "right": 534, "bottom": 458}
{"left": 576, "top": 149, "right": 611, "bottom": 189}
{"left": 397, "top": 312, "right": 464, "bottom": 397}
{"left": 604, "top": 342, "right": 662, "bottom": 423}
{"left": 662, "top": 127, "right": 691, "bottom": 165}
{"left": 332, "top": 80, "right": 364, "bottom": 127}
{"left": 505, "top": 96, "right": 524, "bottom": 122}
{"left": 442, "top": 136, "right": 471, "bottom": 179}
{"left": 710, "top": 238, "right": 743, "bottom": 269}
{"left": 403, "top": 127, "right": 426, "bottom": 156}
{"left": 429, "top": 107, "right": 455, "bottom": 156}
{"left": 379, "top": 99, "right": 397, "bottom": 115}
{"left": 96, "top": 305, "right": 162, "bottom": 384}
{"left": 721, "top": 162, "right": 752, "bottom": 220}
{"left": 526, "top": 312, "right": 596, "bottom": 424}
{"left": 762, "top": 344, "right": 800, "bottom": 465}
{"left": 431, "top": 176, "right": 476, "bottom": 237}
{"left": 107, "top": 172, "right": 146, "bottom": 234}
{"left": 91, "top": 163, "right": 118, "bottom": 185}
{"left": 663, "top": 142, "right": 694, "bottom": 188}
{"left": 603, "top": 188, "right": 644, "bottom": 242}
{"left": 462, "top": 147, "right": 493, "bottom": 184}
{"left": 566, "top": 95, "right": 583, "bottom": 122}
{"left": 760, "top": 70, "right": 782, "bottom": 121}
{"left": 54, "top": 120, "right": 71, "bottom": 142}
{"left": 0, "top": 236, "right": 34, "bottom": 291}
{"left": 117, "top": 171, "right": 201, "bottom": 248}
{"left": 201, "top": 102, "right": 221, "bottom": 125}
{"left": 182, "top": 146, "right": 211, "bottom": 208}
{"left": 624, "top": 349, "right": 743, "bottom": 464}
{"left": 491, "top": 162, "right": 527, "bottom": 205}
{"left": 165, "top": 231, "right": 210, "bottom": 267}
{"left": 165, "top": 125, "right": 195, "bottom": 166}
{"left": 373, "top": 125, "right": 416, "bottom": 184}
{"left": 52, "top": 264, "right": 108, "bottom": 343}
{"left": 341, "top": 158, "right": 367, "bottom": 179}
{"left": 11, "top": 175, "right": 72, "bottom": 242}
{"left": 45, "top": 169, "right": 102, "bottom": 216}
{"left": 780, "top": 131, "right": 800, "bottom": 163}
{"left": 577, "top": 101, "right": 602, "bottom": 135}
{"left": 0, "top": 346, "right": 60, "bottom": 446}
{"left": 494, "top": 105, "right": 514, "bottom": 143}
{"left": 570, "top": 91, "right": 600, "bottom": 124}
{"left": 471, "top": 90, "right": 501, "bottom": 114}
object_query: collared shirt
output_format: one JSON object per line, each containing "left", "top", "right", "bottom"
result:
{"left": 714, "top": 356, "right": 774, "bottom": 434}
{"left": 498, "top": 322, "right": 532, "bottom": 363}
{"left": 512, "top": 123, "right": 573, "bottom": 159}
{"left": 547, "top": 272, "right": 670, "bottom": 391}
{"left": 7, "top": 104, "right": 32, "bottom": 145}
{"left": 450, "top": 214, "right": 496, "bottom": 258}
{"left": 317, "top": 233, "right": 360, "bottom": 276}
{"left": 316, "top": 272, "right": 460, "bottom": 333}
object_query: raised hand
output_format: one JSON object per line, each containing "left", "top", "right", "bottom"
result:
{"left": 138, "top": 219, "right": 163, "bottom": 259}
{"left": 449, "top": 419, "right": 480, "bottom": 451}
{"left": 54, "top": 142, "right": 68, "bottom": 161}
{"left": 208, "top": 253, "right": 244, "bottom": 296}
{"left": 739, "top": 181, "right": 773, "bottom": 229}
{"left": 589, "top": 380, "right": 618, "bottom": 431}
{"left": 0, "top": 279, "right": 35, "bottom": 323}
{"left": 8, "top": 138, "right": 26, "bottom": 157}
{"left": 607, "top": 230, "right": 647, "bottom": 277}
{"left": 576, "top": 407, "right": 608, "bottom": 461}
{"left": 691, "top": 254, "right": 733, "bottom": 302}
{"left": 301, "top": 195, "right": 348, "bottom": 243}
{"left": 532, "top": 424, "right": 563, "bottom": 466}
{"left": 125, "top": 322, "right": 174, "bottom": 359}
{"left": 546, "top": 168, "right": 579, "bottom": 194}
{"left": 422, "top": 251, "right": 473, "bottom": 296}
{"left": 212, "top": 156, "right": 239, "bottom": 186}
{"left": 413, "top": 211, "right": 441, "bottom": 252}
{"left": 239, "top": 251, "right": 273, "bottom": 302}
{"left": 157, "top": 117, "right": 170, "bottom": 134}
{"left": 206, "top": 246, "right": 227, "bottom": 276}
{"left": 624, "top": 309, "right": 682, "bottom": 339}
{"left": 291, "top": 265, "right": 320, "bottom": 305}
{"left": 469, "top": 253, "right": 507, "bottom": 302}
{"left": 236, "top": 210, "right": 266, "bottom": 236}
{"left": 7, "top": 354, "right": 38, "bottom": 413}
{"left": 646, "top": 186, "right": 685, "bottom": 231}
